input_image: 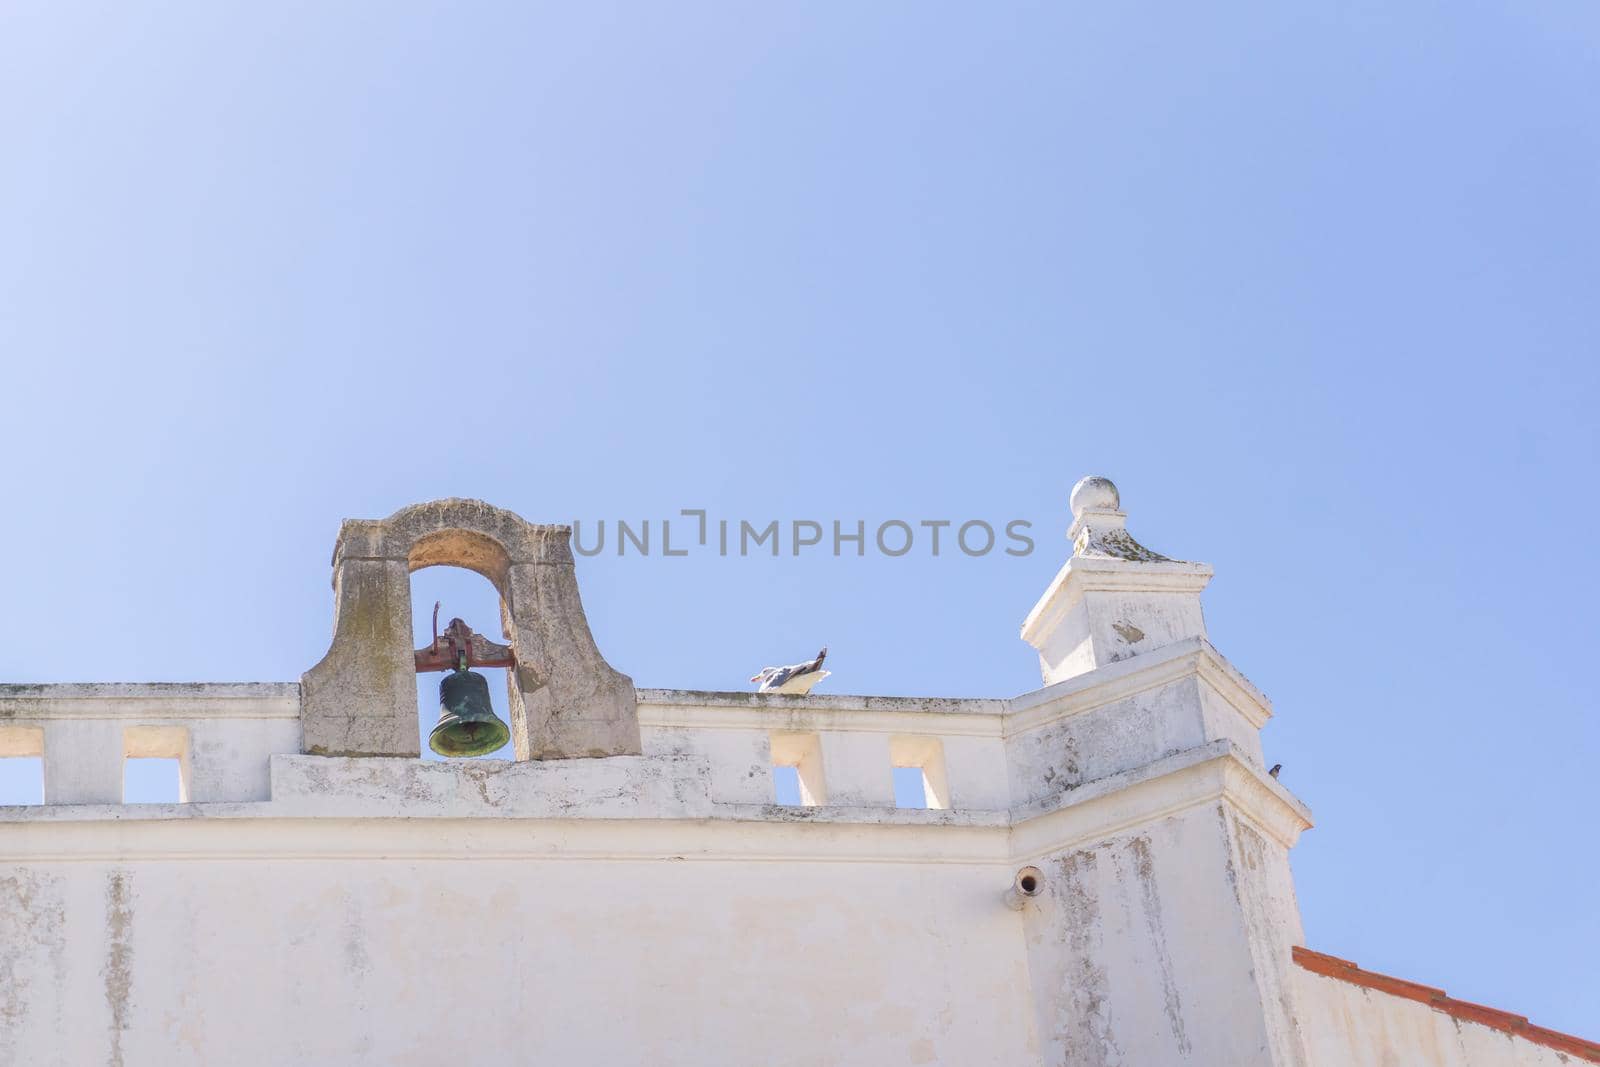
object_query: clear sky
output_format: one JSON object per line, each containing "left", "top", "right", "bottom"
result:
{"left": 2, "top": 0, "right": 1596, "bottom": 1038}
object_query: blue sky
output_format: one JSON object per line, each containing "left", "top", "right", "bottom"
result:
{"left": 2, "top": 0, "right": 1597, "bottom": 1037}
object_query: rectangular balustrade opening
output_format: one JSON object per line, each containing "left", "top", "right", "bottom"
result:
{"left": 769, "top": 731, "right": 827, "bottom": 806}
{"left": 889, "top": 735, "right": 950, "bottom": 810}
{"left": 123, "top": 724, "right": 191, "bottom": 803}
{"left": 0, "top": 726, "right": 45, "bottom": 806}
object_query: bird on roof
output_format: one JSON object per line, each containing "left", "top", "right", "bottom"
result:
{"left": 751, "top": 647, "right": 830, "bottom": 695}
{"left": 1268, "top": 764, "right": 1282, "bottom": 779}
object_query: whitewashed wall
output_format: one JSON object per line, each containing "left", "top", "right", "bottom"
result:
{"left": 2, "top": 664, "right": 1582, "bottom": 1067}
{"left": 0, "top": 823, "right": 1036, "bottom": 1066}
{"left": 1294, "top": 968, "right": 1581, "bottom": 1067}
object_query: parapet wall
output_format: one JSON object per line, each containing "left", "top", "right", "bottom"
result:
{"left": 0, "top": 637, "right": 1270, "bottom": 821}
{"left": 0, "top": 683, "right": 300, "bottom": 805}
{"left": 0, "top": 642, "right": 1310, "bottom": 1066}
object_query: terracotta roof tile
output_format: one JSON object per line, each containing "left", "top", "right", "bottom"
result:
{"left": 1293, "top": 946, "right": 1599, "bottom": 1064}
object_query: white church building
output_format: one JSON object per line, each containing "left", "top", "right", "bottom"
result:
{"left": 0, "top": 478, "right": 1593, "bottom": 1065}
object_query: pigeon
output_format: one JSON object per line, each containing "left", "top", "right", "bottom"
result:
{"left": 751, "top": 647, "right": 830, "bottom": 695}
{"left": 1268, "top": 763, "right": 1282, "bottom": 779}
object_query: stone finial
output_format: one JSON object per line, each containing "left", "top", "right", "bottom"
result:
{"left": 1066, "top": 475, "right": 1171, "bottom": 563}
{"left": 300, "top": 499, "right": 640, "bottom": 761}
{"left": 1069, "top": 474, "right": 1119, "bottom": 516}
{"left": 1022, "top": 476, "right": 1213, "bottom": 684}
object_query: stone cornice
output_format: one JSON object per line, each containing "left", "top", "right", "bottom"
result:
{"left": 636, "top": 638, "right": 1272, "bottom": 738}
{"left": 1020, "top": 555, "right": 1214, "bottom": 648}
{"left": 1003, "top": 637, "right": 1273, "bottom": 734}
{"left": 0, "top": 815, "right": 1014, "bottom": 864}
{"left": 0, "top": 682, "right": 301, "bottom": 719}
{"left": 637, "top": 690, "right": 1005, "bottom": 737}
{"left": 0, "top": 643, "right": 1271, "bottom": 735}
{"left": 1009, "top": 740, "right": 1313, "bottom": 857}
{"left": 0, "top": 744, "right": 1311, "bottom": 866}
{"left": 636, "top": 689, "right": 1005, "bottom": 715}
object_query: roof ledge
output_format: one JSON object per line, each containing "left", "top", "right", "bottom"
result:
{"left": 1293, "top": 946, "right": 1600, "bottom": 1063}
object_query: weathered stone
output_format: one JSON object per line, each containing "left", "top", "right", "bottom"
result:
{"left": 301, "top": 558, "right": 417, "bottom": 757}
{"left": 501, "top": 561, "right": 638, "bottom": 759}
{"left": 300, "top": 499, "right": 639, "bottom": 759}
{"left": 1021, "top": 476, "right": 1214, "bottom": 684}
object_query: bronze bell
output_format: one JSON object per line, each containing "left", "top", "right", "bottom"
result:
{"left": 428, "top": 666, "right": 511, "bottom": 757}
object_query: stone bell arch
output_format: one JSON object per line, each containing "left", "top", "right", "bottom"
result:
{"left": 300, "top": 499, "right": 639, "bottom": 759}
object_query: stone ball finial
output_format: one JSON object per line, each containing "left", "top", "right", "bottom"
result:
{"left": 1069, "top": 476, "right": 1120, "bottom": 519}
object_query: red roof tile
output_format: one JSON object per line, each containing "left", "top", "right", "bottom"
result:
{"left": 1293, "top": 946, "right": 1599, "bottom": 1064}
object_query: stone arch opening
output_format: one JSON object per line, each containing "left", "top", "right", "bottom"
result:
{"left": 409, "top": 564, "right": 514, "bottom": 760}
{"left": 301, "top": 499, "right": 639, "bottom": 760}
{"left": 407, "top": 528, "right": 514, "bottom": 589}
